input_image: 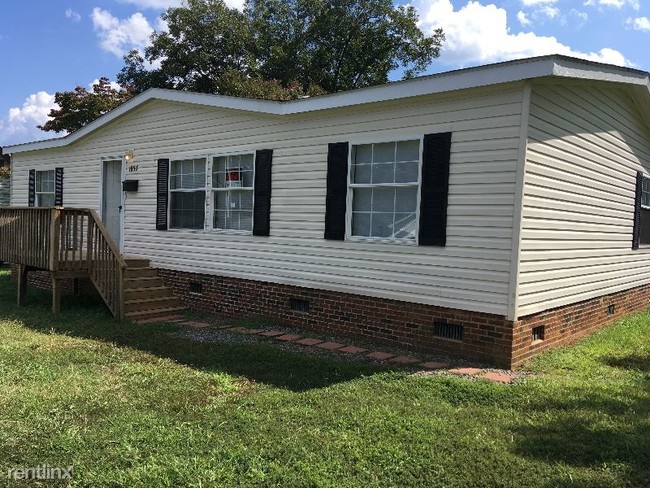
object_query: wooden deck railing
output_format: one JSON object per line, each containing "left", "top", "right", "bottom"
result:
{"left": 0, "top": 207, "right": 52, "bottom": 269}
{"left": 0, "top": 207, "right": 127, "bottom": 318}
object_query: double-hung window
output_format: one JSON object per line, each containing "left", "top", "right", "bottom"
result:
{"left": 349, "top": 140, "right": 420, "bottom": 241}
{"left": 639, "top": 174, "right": 650, "bottom": 246}
{"left": 212, "top": 154, "right": 255, "bottom": 232}
{"left": 156, "top": 150, "right": 272, "bottom": 234}
{"left": 169, "top": 158, "right": 206, "bottom": 229}
{"left": 35, "top": 170, "right": 55, "bottom": 207}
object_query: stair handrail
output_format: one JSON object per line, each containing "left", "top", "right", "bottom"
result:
{"left": 86, "top": 209, "right": 128, "bottom": 268}
{"left": 85, "top": 209, "right": 128, "bottom": 319}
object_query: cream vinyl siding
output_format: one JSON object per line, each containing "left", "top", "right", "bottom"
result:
{"left": 518, "top": 83, "right": 650, "bottom": 317}
{"left": 11, "top": 86, "right": 523, "bottom": 315}
{"left": 10, "top": 148, "right": 103, "bottom": 211}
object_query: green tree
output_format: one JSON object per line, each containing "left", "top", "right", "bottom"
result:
{"left": 247, "top": 0, "right": 443, "bottom": 93}
{"left": 118, "top": 0, "right": 443, "bottom": 96}
{"left": 218, "top": 69, "right": 325, "bottom": 100}
{"left": 38, "top": 78, "right": 134, "bottom": 133}
{"left": 118, "top": 0, "right": 255, "bottom": 95}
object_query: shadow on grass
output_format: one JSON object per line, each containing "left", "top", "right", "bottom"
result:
{"left": 0, "top": 270, "right": 385, "bottom": 392}
{"left": 603, "top": 354, "right": 650, "bottom": 373}
{"left": 511, "top": 358, "right": 650, "bottom": 487}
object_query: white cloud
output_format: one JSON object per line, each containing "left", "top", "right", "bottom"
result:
{"left": 89, "top": 79, "right": 123, "bottom": 91}
{"left": 65, "top": 9, "right": 81, "bottom": 22}
{"left": 414, "top": 0, "right": 631, "bottom": 67}
{"left": 0, "top": 92, "right": 59, "bottom": 146}
{"left": 91, "top": 8, "right": 155, "bottom": 57}
{"left": 522, "top": 0, "right": 557, "bottom": 5}
{"left": 626, "top": 16, "right": 650, "bottom": 31}
{"left": 517, "top": 3, "right": 562, "bottom": 26}
{"left": 571, "top": 9, "right": 589, "bottom": 22}
{"left": 584, "top": 0, "right": 639, "bottom": 9}
{"left": 225, "top": 0, "right": 245, "bottom": 9}
{"left": 539, "top": 6, "right": 560, "bottom": 18}
{"left": 517, "top": 10, "right": 531, "bottom": 26}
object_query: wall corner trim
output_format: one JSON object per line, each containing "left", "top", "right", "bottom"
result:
{"left": 507, "top": 82, "right": 532, "bottom": 321}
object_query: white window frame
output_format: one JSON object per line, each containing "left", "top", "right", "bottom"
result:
{"left": 639, "top": 174, "right": 650, "bottom": 248}
{"left": 168, "top": 156, "right": 208, "bottom": 231}
{"left": 35, "top": 169, "right": 55, "bottom": 208}
{"left": 345, "top": 136, "right": 423, "bottom": 245}
{"left": 208, "top": 151, "right": 256, "bottom": 235}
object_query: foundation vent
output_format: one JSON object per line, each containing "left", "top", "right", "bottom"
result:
{"left": 607, "top": 304, "right": 616, "bottom": 315}
{"left": 189, "top": 281, "right": 203, "bottom": 294}
{"left": 290, "top": 298, "right": 310, "bottom": 313}
{"left": 532, "top": 325, "right": 545, "bottom": 342}
{"left": 433, "top": 319, "right": 463, "bottom": 341}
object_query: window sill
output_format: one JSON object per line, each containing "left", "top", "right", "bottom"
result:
{"left": 346, "top": 236, "right": 417, "bottom": 246}
{"left": 167, "top": 228, "right": 206, "bottom": 233}
{"left": 211, "top": 229, "right": 253, "bottom": 236}
{"left": 165, "top": 228, "right": 253, "bottom": 237}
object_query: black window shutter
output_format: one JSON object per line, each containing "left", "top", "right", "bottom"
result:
{"left": 632, "top": 171, "right": 643, "bottom": 250}
{"left": 54, "top": 167, "right": 64, "bottom": 206}
{"left": 324, "top": 142, "right": 349, "bottom": 240}
{"left": 419, "top": 132, "right": 452, "bottom": 246}
{"left": 28, "top": 169, "right": 35, "bottom": 207}
{"left": 156, "top": 159, "right": 170, "bottom": 230}
{"left": 253, "top": 149, "right": 273, "bottom": 236}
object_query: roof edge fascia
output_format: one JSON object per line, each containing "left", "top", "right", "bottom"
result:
{"left": 6, "top": 55, "right": 649, "bottom": 154}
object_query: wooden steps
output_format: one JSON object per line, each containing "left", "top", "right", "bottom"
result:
{"left": 122, "top": 258, "right": 184, "bottom": 320}
{"left": 0, "top": 208, "right": 185, "bottom": 319}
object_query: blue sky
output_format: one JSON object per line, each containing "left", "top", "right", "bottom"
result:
{"left": 1, "top": 0, "right": 649, "bottom": 147}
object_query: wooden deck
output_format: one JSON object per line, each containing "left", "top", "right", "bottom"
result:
{"left": 0, "top": 207, "right": 127, "bottom": 317}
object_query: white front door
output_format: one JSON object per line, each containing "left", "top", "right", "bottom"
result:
{"left": 102, "top": 160, "right": 123, "bottom": 249}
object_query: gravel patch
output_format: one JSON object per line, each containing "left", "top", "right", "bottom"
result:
{"left": 165, "top": 317, "right": 531, "bottom": 381}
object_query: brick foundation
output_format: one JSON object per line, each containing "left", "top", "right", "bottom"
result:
{"left": 10, "top": 265, "right": 74, "bottom": 294}
{"left": 158, "top": 268, "right": 650, "bottom": 369}
{"left": 11, "top": 261, "right": 650, "bottom": 369}
{"left": 9, "top": 265, "right": 97, "bottom": 299}
{"left": 512, "top": 284, "right": 650, "bottom": 367}
{"left": 157, "top": 268, "right": 515, "bottom": 367}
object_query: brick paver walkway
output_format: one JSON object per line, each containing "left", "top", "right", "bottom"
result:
{"left": 139, "top": 316, "right": 519, "bottom": 384}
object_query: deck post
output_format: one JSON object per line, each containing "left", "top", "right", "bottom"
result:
{"left": 86, "top": 216, "right": 94, "bottom": 273}
{"left": 17, "top": 264, "right": 28, "bottom": 306}
{"left": 49, "top": 208, "right": 61, "bottom": 272}
{"left": 117, "top": 265, "right": 125, "bottom": 320}
{"left": 52, "top": 275, "right": 61, "bottom": 315}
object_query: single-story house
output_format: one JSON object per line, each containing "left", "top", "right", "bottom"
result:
{"left": 4, "top": 54, "right": 650, "bottom": 368}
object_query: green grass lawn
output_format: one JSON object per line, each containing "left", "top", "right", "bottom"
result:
{"left": 0, "top": 268, "right": 648, "bottom": 487}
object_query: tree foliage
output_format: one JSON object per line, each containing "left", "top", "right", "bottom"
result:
{"left": 247, "top": 0, "right": 443, "bottom": 93}
{"left": 38, "top": 78, "right": 134, "bottom": 133}
{"left": 119, "top": 0, "right": 253, "bottom": 94}
{"left": 218, "top": 69, "right": 325, "bottom": 100}
{"left": 118, "top": 0, "right": 443, "bottom": 96}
